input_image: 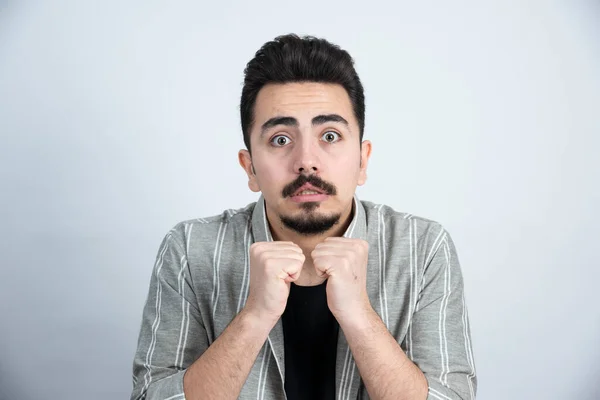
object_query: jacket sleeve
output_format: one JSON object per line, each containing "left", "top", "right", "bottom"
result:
{"left": 405, "top": 226, "right": 477, "bottom": 400}
{"left": 131, "top": 227, "right": 209, "bottom": 400}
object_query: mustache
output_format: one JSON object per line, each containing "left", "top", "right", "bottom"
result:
{"left": 282, "top": 174, "right": 337, "bottom": 198}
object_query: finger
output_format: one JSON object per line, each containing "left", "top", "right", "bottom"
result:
{"left": 323, "top": 237, "right": 357, "bottom": 242}
{"left": 283, "top": 269, "right": 302, "bottom": 283}
{"left": 261, "top": 251, "right": 305, "bottom": 262}
{"left": 252, "top": 241, "right": 303, "bottom": 252}
{"left": 264, "top": 244, "right": 304, "bottom": 254}
{"left": 277, "top": 266, "right": 302, "bottom": 282}
{"left": 311, "top": 249, "right": 347, "bottom": 259}
{"left": 283, "top": 261, "right": 303, "bottom": 275}
{"left": 312, "top": 258, "right": 332, "bottom": 277}
{"left": 314, "top": 264, "right": 330, "bottom": 278}
{"left": 315, "top": 241, "right": 354, "bottom": 251}
{"left": 322, "top": 237, "right": 367, "bottom": 248}
{"left": 276, "top": 269, "right": 291, "bottom": 281}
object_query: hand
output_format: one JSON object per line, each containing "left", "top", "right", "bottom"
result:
{"left": 311, "top": 237, "right": 371, "bottom": 323}
{"left": 244, "top": 241, "right": 305, "bottom": 326}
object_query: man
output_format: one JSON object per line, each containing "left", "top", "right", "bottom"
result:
{"left": 131, "top": 34, "right": 477, "bottom": 400}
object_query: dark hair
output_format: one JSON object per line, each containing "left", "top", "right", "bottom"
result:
{"left": 240, "top": 33, "right": 365, "bottom": 153}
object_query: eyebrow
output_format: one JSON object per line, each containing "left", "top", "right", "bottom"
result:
{"left": 260, "top": 114, "right": 350, "bottom": 138}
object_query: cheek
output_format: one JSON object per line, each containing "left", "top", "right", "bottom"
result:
{"left": 331, "top": 155, "right": 361, "bottom": 182}
{"left": 256, "top": 161, "right": 290, "bottom": 191}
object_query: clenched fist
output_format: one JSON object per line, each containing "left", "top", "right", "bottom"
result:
{"left": 244, "top": 241, "right": 305, "bottom": 324}
{"left": 311, "top": 237, "right": 371, "bottom": 323}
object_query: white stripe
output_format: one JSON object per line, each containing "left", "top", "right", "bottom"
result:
{"left": 211, "top": 221, "right": 228, "bottom": 317}
{"left": 380, "top": 207, "right": 389, "bottom": 327}
{"left": 175, "top": 222, "right": 193, "bottom": 368}
{"left": 462, "top": 294, "right": 476, "bottom": 399}
{"left": 428, "top": 392, "right": 445, "bottom": 400}
{"left": 375, "top": 204, "right": 389, "bottom": 327}
{"left": 382, "top": 208, "right": 389, "bottom": 325}
{"left": 376, "top": 208, "right": 385, "bottom": 329}
{"left": 186, "top": 223, "right": 193, "bottom": 254}
{"left": 344, "top": 360, "right": 357, "bottom": 400}
{"left": 211, "top": 222, "right": 224, "bottom": 308}
{"left": 420, "top": 228, "right": 447, "bottom": 305}
{"left": 164, "top": 394, "right": 185, "bottom": 400}
{"left": 345, "top": 196, "right": 359, "bottom": 238}
{"left": 260, "top": 348, "right": 272, "bottom": 400}
{"left": 407, "top": 218, "right": 415, "bottom": 360}
{"left": 181, "top": 300, "right": 190, "bottom": 367}
{"left": 262, "top": 199, "right": 273, "bottom": 241}
{"left": 256, "top": 344, "right": 269, "bottom": 400}
{"left": 462, "top": 293, "right": 475, "bottom": 399}
{"left": 337, "top": 346, "right": 352, "bottom": 400}
{"left": 237, "top": 217, "right": 251, "bottom": 313}
{"left": 429, "top": 387, "right": 452, "bottom": 400}
{"left": 403, "top": 213, "right": 412, "bottom": 219}
{"left": 242, "top": 237, "right": 252, "bottom": 311}
{"left": 437, "top": 243, "right": 449, "bottom": 385}
{"left": 180, "top": 224, "right": 193, "bottom": 369}
{"left": 425, "top": 227, "right": 446, "bottom": 266}
{"left": 175, "top": 253, "right": 187, "bottom": 367}
{"left": 412, "top": 219, "right": 419, "bottom": 313}
{"left": 441, "top": 239, "right": 452, "bottom": 385}
{"left": 142, "top": 234, "right": 171, "bottom": 392}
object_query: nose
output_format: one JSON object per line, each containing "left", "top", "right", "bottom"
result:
{"left": 292, "top": 140, "right": 320, "bottom": 174}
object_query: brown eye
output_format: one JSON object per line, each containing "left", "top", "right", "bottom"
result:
{"left": 322, "top": 131, "right": 341, "bottom": 143}
{"left": 271, "top": 135, "right": 291, "bottom": 147}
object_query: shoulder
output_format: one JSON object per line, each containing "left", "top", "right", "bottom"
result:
{"left": 360, "top": 199, "right": 450, "bottom": 255}
{"left": 361, "top": 199, "right": 444, "bottom": 230}
{"left": 162, "top": 201, "right": 257, "bottom": 249}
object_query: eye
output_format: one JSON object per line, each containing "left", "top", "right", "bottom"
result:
{"left": 270, "top": 135, "right": 291, "bottom": 147}
{"left": 322, "top": 131, "right": 341, "bottom": 143}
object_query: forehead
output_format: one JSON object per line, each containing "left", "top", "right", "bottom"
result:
{"left": 253, "top": 82, "right": 355, "bottom": 124}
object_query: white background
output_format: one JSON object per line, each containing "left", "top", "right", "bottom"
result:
{"left": 1, "top": 1, "right": 599, "bottom": 399}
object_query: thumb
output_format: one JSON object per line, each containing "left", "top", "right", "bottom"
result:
{"left": 277, "top": 268, "right": 301, "bottom": 283}
{"left": 313, "top": 258, "right": 330, "bottom": 278}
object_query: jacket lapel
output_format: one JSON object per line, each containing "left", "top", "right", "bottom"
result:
{"left": 251, "top": 195, "right": 287, "bottom": 384}
{"left": 335, "top": 195, "right": 369, "bottom": 400}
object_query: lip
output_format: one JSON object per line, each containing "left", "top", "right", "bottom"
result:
{"left": 292, "top": 183, "right": 326, "bottom": 196}
{"left": 290, "top": 184, "right": 329, "bottom": 203}
{"left": 289, "top": 193, "right": 330, "bottom": 203}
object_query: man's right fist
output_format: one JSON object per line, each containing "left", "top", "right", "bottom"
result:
{"left": 244, "top": 241, "right": 305, "bottom": 323}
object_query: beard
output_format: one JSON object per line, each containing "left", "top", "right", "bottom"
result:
{"left": 279, "top": 207, "right": 342, "bottom": 236}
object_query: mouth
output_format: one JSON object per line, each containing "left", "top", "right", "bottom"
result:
{"left": 290, "top": 184, "right": 330, "bottom": 203}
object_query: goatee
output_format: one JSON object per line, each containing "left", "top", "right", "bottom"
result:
{"left": 280, "top": 211, "right": 341, "bottom": 236}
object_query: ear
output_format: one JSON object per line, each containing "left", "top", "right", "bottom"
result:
{"left": 238, "top": 149, "right": 261, "bottom": 192}
{"left": 357, "top": 140, "right": 372, "bottom": 186}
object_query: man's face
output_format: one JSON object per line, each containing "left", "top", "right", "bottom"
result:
{"left": 239, "top": 82, "right": 371, "bottom": 236}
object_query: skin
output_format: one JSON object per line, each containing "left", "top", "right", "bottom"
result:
{"left": 238, "top": 82, "right": 372, "bottom": 286}
{"left": 183, "top": 82, "right": 427, "bottom": 400}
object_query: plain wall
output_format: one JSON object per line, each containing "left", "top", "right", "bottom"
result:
{"left": 1, "top": 1, "right": 599, "bottom": 399}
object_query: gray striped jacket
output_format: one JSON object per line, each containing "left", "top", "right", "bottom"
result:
{"left": 131, "top": 195, "right": 477, "bottom": 400}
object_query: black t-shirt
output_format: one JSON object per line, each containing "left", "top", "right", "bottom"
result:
{"left": 281, "top": 280, "right": 339, "bottom": 400}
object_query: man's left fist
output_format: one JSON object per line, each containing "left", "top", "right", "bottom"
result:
{"left": 311, "top": 237, "right": 371, "bottom": 322}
